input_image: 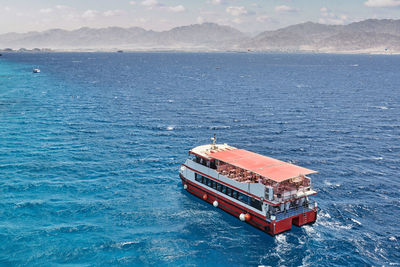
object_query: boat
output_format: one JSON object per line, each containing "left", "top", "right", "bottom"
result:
{"left": 33, "top": 68, "right": 40, "bottom": 73}
{"left": 179, "top": 135, "right": 318, "bottom": 236}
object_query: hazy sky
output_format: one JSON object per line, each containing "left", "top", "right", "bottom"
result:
{"left": 0, "top": 0, "right": 399, "bottom": 34}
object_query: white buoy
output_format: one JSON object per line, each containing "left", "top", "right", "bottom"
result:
{"left": 314, "top": 202, "right": 318, "bottom": 208}
{"left": 239, "top": 213, "right": 246, "bottom": 221}
{"left": 270, "top": 215, "right": 276, "bottom": 221}
{"left": 213, "top": 200, "right": 218, "bottom": 207}
{"left": 183, "top": 184, "right": 187, "bottom": 190}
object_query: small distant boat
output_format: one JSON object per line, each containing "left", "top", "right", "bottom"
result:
{"left": 117, "top": 50, "right": 123, "bottom": 53}
{"left": 33, "top": 68, "right": 40, "bottom": 73}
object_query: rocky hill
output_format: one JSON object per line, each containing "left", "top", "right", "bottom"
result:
{"left": 247, "top": 19, "right": 400, "bottom": 53}
{"left": 1, "top": 19, "right": 399, "bottom": 53}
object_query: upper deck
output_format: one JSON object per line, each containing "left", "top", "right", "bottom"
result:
{"left": 189, "top": 143, "right": 317, "bottom": 202}
{"left": 190, "top": 143, "right": 237, "bottom": 160}
{"left": 190, "top": 144, "right": 317, "bottom": 183}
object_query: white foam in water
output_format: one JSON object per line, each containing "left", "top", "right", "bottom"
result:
{"left": 373, "top": 106, "right": 388, "bottom": 110}
{"left": 208, "top": 125, "right": 230, "bottom": 130}
{"left": 113, "top": 241, "right": 138, "bottom": 248}
{"left": 273, "top": 234, "right": 291, "bottom": 266}
{"left": 303, "top": 224, "right": 319, "bottom": 239}
{"left": 389, "top": 236, "right": 396, "bottom": 241}
{"left": 275, "top": 234, "right": 287, "bottom": 244}
{"left": 320, "top": 220, "right": 352, "bottom": 230}
{"left": 296, "top": 84, "right": 310, "bottom": 88}
{"left": 319, "top": 211, "right": 331, "bottom": 219}
{"left": 351, "top": 218, "right": 362, "bottom": 225}
{"left": 300, "top": 251, "right": 312, "bottom": 267}
{"left": 167, "top": 126, "right": 174, "bottom": 131}
{"left": 323, "top": 180, "right": 341, "bottom": 187}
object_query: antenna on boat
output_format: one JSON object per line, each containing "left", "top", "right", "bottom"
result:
{"left": 211, "top": 133, "right": 217, "bottom": 149}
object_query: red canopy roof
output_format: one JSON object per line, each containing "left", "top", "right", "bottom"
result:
{"left": 208, "top": 149, "right": 317, "bottom": 182}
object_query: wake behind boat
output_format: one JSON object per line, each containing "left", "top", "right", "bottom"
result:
{"left": 179, "top": 135, "right": 318, "bottom": 236}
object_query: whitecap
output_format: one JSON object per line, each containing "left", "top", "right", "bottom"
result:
{"left": 208, "top": 125, "right": 230, "bottom": 130}
{"left": 351, "top": 218, "right": 362, "bottom": 225}
{"left": 319, "top": 211, "right": 331, "bottom": 219}
{"left": 112, "top": 241, "right": 139, "bottom": 248}
{"left": 389, "top": 236, "right": 396, "bottom": 241}
{"left": 275, "top": 234, "right": 286, "bottom": 243}
{"left": 167, "top": 126, "right": 174, "bottom": 131}
{"left": 295, "top": 84, "right": 310, "bottom": 88}
{"left": 319, "top": 220, "right": 352, "bottom": 230}
{"left": 323, "top": 180, "right": 341, "bottom": 187}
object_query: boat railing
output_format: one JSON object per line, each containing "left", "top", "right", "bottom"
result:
{"left": 270, "top": 187, "right": 309, "bottom": 203}
{"left": 267, "top": 201, "right": 316, "bottom": 221}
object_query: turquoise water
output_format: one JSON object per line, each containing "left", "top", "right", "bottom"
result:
{"left": 0, "top": 52, "right": 399, "bottom": 266}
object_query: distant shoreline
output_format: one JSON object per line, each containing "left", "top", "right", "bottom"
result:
{"left": 1, "top": 48, "right": 398, "bottom": 55}
{"left": 1, "top": 20, "right": 399, "bottom": 55}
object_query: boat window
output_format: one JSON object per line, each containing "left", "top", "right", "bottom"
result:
{"left": 209, "top": 180, "right": 214, "bottom": 188}
{"left": 250, "top": 197, "right": 262, "bottom": 211}
{"left": 210, "top": 161, "right": 216, "bottom": 169}
{"left": 226, "top": 188, "right": 232, "bottom": 196}
{"left": 221, "top": 185, "right": 226, "bottom": 194}
{"left": 195, "top": 173, "right": 202, "bottom": 182}
{"left": 201, "top": 159, "right": 207, "bottom": 166}
{"left": 217, "top": 184, "right": 222, "bottom": 192}
{"left": 232, "top": 191, "right": 238, "bottom": 199}
{"left": 212, "top": 181, "right": 217, "bottom": 190}
{"left": 197, "top": 175, "right": 259, "bottom": 209}
{"left": 238, "top": 193, "right": 249, "bottom": 204}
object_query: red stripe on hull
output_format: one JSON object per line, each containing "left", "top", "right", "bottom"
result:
{"left": 180, "top": 174, "right": 317, "bottom": 236}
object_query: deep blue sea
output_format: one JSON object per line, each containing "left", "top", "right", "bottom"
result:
{"left": 0, "top": 52, "right": 399, "bottom": 266}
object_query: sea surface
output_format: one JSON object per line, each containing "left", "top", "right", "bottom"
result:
{"left": 0, "top": 52, "right": 399, "bottom": 266}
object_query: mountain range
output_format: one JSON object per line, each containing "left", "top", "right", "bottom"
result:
{"left": 1, "top": 19, "right": 399, "bottom": 54}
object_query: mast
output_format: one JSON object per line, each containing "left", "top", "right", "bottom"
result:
{"left": 211, "top": 133, "right": 217, "bottom": 149}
